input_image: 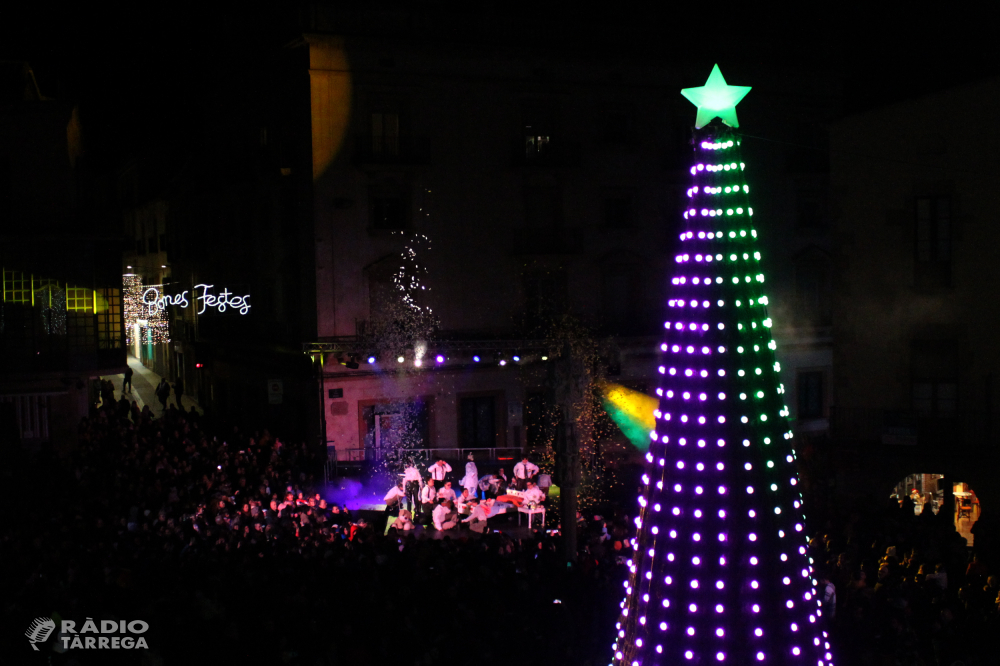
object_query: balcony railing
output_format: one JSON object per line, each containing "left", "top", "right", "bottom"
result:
{"left": 831, "top": 407, "right": 999, "bottom": 448}
{"left": 510, "top": 228, "right": 584, "bottom": 255}
{"left": 353, "top": 135, "right": 430, "bottom": 166}
{"left": 329, "top": 446, "right": 523, "bottom": 463}
{"left": 512, "top": 138, "right": 581, "bottom": 168}
{"left": 323, "top": 446, "right": 525, "bottom": 483}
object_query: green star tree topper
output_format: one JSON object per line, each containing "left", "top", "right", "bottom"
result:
{"left": 681, "top": 64, "right": 752, "bottom": 129}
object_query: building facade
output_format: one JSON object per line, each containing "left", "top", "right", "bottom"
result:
{"left": 298, "top": 23, "right": 838, "bottom": 463}
{"left": 0, "top": 61, "right": 125, "bottom": 447}
{"left": 830, "top": 76, "right": 1000, "bottom": 521}
{"left": 137, "top": 9, "right": 839, "bottom": 471}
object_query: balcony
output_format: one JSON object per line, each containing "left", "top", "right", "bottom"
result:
{"left": 511, "top": 138, "right": 581, "bottom": 168}
{"left": 510, "top": 228, "right": 584, "bottom": 255}
{"left": 353, "top": 135, "right": 430, "bottom": 167}
{"left": 831, "top": 407, "right": 998, "bottom": 449}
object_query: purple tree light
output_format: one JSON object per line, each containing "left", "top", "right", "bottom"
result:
{"left": 609, "top": 66, "right": 833, "bottom": 666}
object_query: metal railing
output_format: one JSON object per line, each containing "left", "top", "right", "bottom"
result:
{"left": 323, "top": 446, "right": 525, "bottom": 483}
{"left": 304, "top": 338, "right": 551, "bottom": 356}
{"left": 331, "top": 446, "right": 523, "bottom": 462}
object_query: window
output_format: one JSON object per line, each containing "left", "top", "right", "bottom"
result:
{"left": 601, "top": 260, "right": 643, "bottom": 331}
{"left": 912, "top": 381, "right": 957, "bottom": 416}
{"left": 797, "top": 371, "right": 824, "bottom": 419}
{"left": 371, "top": 111, "right": 400, "bottom": 160}
{"left": 460, "top": 396, "right": 496, "bottom": 448}
{"left": 366, "top": 254, "right": 399, "bottom": 322}
{"left": 603, "top": 193, "right": 635, "bottom": 229}
{"left": 796, "top": 191, "right": 823, "bottom": 229}
{"left": 525, "top": 129, "right": 550, "bottom": 160}
{"left": 0, "top": 158, "right": 10, "bottom": 215}
{"left": 67, "top": 310, "right": 95, "bottom": 350}
{"left": 361, "top": 400, "right": 430, "bottom": 450}
{"left": 604, "top": 271, "right": 631, "bottom": 321}
{"left": 524, "top": 392, "right": 554, "bottom": 449}
{"left": 524, "top": 186, "right": 562, "bottom": 229}
{"left": 95, "top": 288, "right": 122, "bottom": 349}
{"left": 523, "top": 267, "right": 566, "bottom": 329}
{"left": 915, "top": 197, "right": 951, "bottom": 287}
{"left": 0, "top": 394, "right": 50, "bottom": 442}
{"left": 35, "top": 281, "right": 65, "bottom": 335}
{"left": 369, "top": 195, "right": 407, "bottom": 230}
{"left": 599, "top": 111, "right": 630, "bottom": 144}
{"left": 2, "top": 270, "right": 30, "bottom": 303}
{"left": 911, "top": 340, "right": 957, "bottom": 416}
{"left": 793, "top": 249, "right": 831, "bottom": 326}
{"left": 66, "top": 287, "right": 93, "bottom": 312}
{"left": 523, "top": 104, "right": 555, "bottom": 161}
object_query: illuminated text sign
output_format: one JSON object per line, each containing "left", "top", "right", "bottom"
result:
{"left": 142, "top": 284, "right": 251, "bottom": 316}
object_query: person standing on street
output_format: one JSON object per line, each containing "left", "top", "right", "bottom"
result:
{"left": 174, "top": 377, "right": 184, "bottom": 409}
{"left": 155, "top": 378, "right": 170, "bottom": 413}
{"left": 123, "top": 365, "right": 134, "bottom": 394}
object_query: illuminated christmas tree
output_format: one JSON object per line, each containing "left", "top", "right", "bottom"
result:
{"left": 609, "top": 65, "right": 833, "bottom": 666}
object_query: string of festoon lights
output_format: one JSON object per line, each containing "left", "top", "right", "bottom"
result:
{"left": 609, "top": 65, "right": 833, "bottom": 666}
{"left": 123, "top": 274, "right": 170, "bottom": 345}
{"left": 362, "top": 351, "right": 547, "bottom": 367}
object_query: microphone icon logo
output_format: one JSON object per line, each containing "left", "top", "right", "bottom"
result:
{"left": 25, "top": 617, "right": 56, "bottom": 651}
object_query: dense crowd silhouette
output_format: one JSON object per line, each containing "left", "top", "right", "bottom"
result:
{"left": 1, "top": 398, "right": 627, "bottom": 665}
{"left": 4, "top": 394, "right": 999, "bottom": 665}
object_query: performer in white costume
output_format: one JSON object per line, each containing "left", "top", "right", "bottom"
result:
{"left": 460, "top": 453, "right": 479, "bottom": 498}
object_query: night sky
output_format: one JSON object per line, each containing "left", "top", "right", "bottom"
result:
{"left": 2, "top": 2, "right": 997, "bottom": 165}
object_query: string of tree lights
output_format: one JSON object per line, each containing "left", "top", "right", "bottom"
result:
{"left": 609, "top": 66, "right": 833, "bottom": 666}
{"left": 123, "top": 274, "right": 170, "bottom": 345}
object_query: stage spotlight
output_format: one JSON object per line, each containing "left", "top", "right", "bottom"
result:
{"left": 368, "top": 356, "right": 376, "bottom": 364}
{"left": 473, "top": 355, "right": 481, "bottom": 362}
{"left": 345, "top": 360, "right": 359, "bottom": 369}
{"left": 436, "top": 355, "right": 445, "bottom": 363}
{"left": 499, "top": 359, "right": 507, "bottom": 366}
{"left": 512, "top": 355, "right": 520, "bottom": 362}
{"left": 397, "top": 356, "right": 405, "bottom": 363}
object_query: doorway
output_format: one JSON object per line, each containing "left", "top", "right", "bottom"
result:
{"left": 891, "top": 473, "right": 981, "bottom": 545}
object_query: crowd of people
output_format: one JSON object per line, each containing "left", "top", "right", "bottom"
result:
{"left": 1, "top": 384, "right": 631, "bottom": 665}
{"left": 810, "top": 497, "right": 1000, "bottom": 665}
{"left": 6, "top": 375, "right": 1000, "bottom": 665}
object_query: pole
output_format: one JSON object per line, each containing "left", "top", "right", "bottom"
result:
{"left": 557, "top": 419, "right": 579, "bottom": 564}
{"left": 316, "top": 355, "right": 328, "bottom": 482}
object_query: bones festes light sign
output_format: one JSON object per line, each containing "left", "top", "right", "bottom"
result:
{"left": 142, "top": 283, "right": 251, "bottom": 316}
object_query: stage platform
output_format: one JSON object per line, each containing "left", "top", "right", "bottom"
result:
{"left": 353, "top": 509, "right": 546, "bottom": 541}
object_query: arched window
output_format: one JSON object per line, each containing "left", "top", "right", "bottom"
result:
{"left": 600, "top": 251, "right": 646, "bottom": 333}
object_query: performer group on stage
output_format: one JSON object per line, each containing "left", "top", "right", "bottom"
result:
{"left": 383, "top": 454, "right": 549, "bottom": 534}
